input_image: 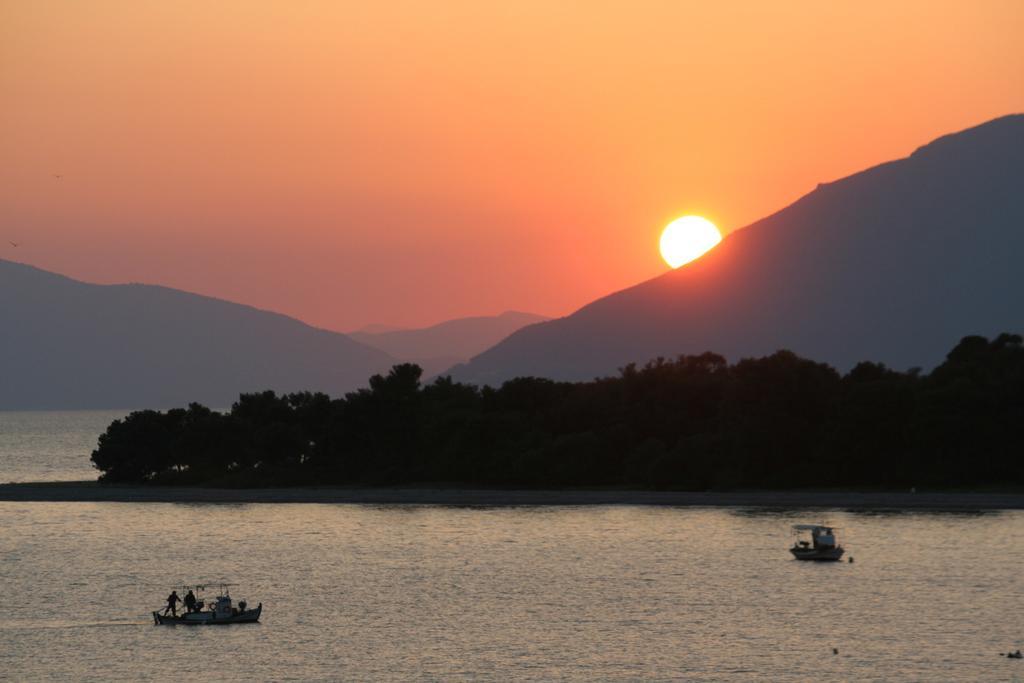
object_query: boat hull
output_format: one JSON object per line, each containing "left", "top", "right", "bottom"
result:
{"left": 790, "top": 546, "right": 845, "bottom": 562}
{"left": 153, "top": 603, "right": 262, "bottom": 625}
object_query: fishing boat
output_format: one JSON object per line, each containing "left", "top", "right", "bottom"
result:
{"left": 789, "top": 524, "right": 845, "bottom": 561}
{"left": 153, "top": 584, "right": 262, "bottom": 625}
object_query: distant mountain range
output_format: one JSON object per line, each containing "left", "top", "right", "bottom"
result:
{"left": 448, "top": 114, "right": 1024, "bottom": 385}
{"left": 352, "top": 323, "right": 409, "bottom": 335}
{"left": 8, "top": 115, "right": 1020, "bottom": 407}
{"left": 0, "top": 261, "right": 396, "bottom": 409}
{"left": 350, "top": 311, "right": 548, "bottom": 377}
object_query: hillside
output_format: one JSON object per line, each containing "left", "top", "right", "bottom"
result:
{"left": 350, "top": 311, "right": 548, "bottom": 377}
{"left": 0, "top": 261, "right": 395, "bottom": 409}
{"left": 448, "top": 114, "right": 1024, "bottom": 385}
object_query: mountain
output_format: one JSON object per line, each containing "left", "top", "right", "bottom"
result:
{"left": 350, "top": 311, "right": 549, "bottom": 377}
{"left": 448, "top": 114, "right": 1024, "bottom": 385}
{"left": 0, "top": 260, "right": 396, "bottom": 409}
{"left": 352, "top": 323, "right": 408, "bottom": 335}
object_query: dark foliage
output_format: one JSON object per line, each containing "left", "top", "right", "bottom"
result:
{"left": 91, "top": 334, "right": 1024, "bottom": 489}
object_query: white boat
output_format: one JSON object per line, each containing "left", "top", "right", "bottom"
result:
{"left": 153, "top": 584, "right": 262, "bottom": 625}
{"left": 789, "top": 524, "right": 845, "bottom": 561}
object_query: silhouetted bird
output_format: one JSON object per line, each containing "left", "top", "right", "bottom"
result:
{"left": 53, "top": 174, "right": 63, "bottom": 179}
{"left": 9, "top": 242, "right": 18, "bottom": 247}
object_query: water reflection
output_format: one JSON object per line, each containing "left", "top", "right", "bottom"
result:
{"left": 0, "top": 410, "right": 129, "bottom": 482}
{"left": 2, "top": 502, "right": 1021, "bottom": 681}
{"left": 728, "top": 506, "right": 1003, "bottom": 519}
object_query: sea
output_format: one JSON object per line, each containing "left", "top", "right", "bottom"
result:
{"left": 1, "top": 411, "right": 1023, "bottom": 682}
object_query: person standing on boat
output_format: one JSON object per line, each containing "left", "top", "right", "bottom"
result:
{"left": 163, "top": 590, "right": 181, "bottom": 616}
{"left": 184, "top": 589, "right": 197, "bottom": 613}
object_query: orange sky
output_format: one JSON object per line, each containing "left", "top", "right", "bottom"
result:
{"left": 2, "top": 1, "right": 1022, "bottom": 330}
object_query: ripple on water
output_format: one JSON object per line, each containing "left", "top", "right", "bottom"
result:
{"left": 0, "top": 503, "right": 1022, "bottom": 681}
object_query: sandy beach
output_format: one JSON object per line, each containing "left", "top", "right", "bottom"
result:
{"left": 1, "top": 481, "right": 1022, "bottom": 509}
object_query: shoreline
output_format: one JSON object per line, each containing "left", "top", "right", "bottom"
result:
{"left": 1, "top": 481, "right": 1023, "bottom": 509}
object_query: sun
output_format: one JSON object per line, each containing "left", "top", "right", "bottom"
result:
{"left": 659, "top": 215, "right": 722, "bottom": 268}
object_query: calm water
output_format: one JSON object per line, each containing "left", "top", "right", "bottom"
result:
{"left": 0, "top": 410, "right": 129, "bottom": 482}
{"left": 2, "top": 413, "right": 1024, "bottom": 681}
{"left": 1, "top": 504, "right": 1023, "bottom": 681}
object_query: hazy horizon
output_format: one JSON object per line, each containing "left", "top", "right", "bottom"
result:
{"left": 0, "top": 256, "right": 550, "bottom": 334}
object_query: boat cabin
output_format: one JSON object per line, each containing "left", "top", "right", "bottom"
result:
{"left": 790, "top": 524, "right": 845, "bottom": 561}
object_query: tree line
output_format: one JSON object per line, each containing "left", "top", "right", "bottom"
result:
{"left": 91, "top": 334, "right": 1024, "bottom": 489}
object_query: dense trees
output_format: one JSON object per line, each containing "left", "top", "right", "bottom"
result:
{"left": 91, "top": 334, "right": 1024, "bottom": 489}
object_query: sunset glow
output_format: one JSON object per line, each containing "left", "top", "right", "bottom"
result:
{"left": 660, "top": 217, "right": 722, "bottom": 268}
{"left": 1, "top": 2, "right": 1022, "bottom": 329}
